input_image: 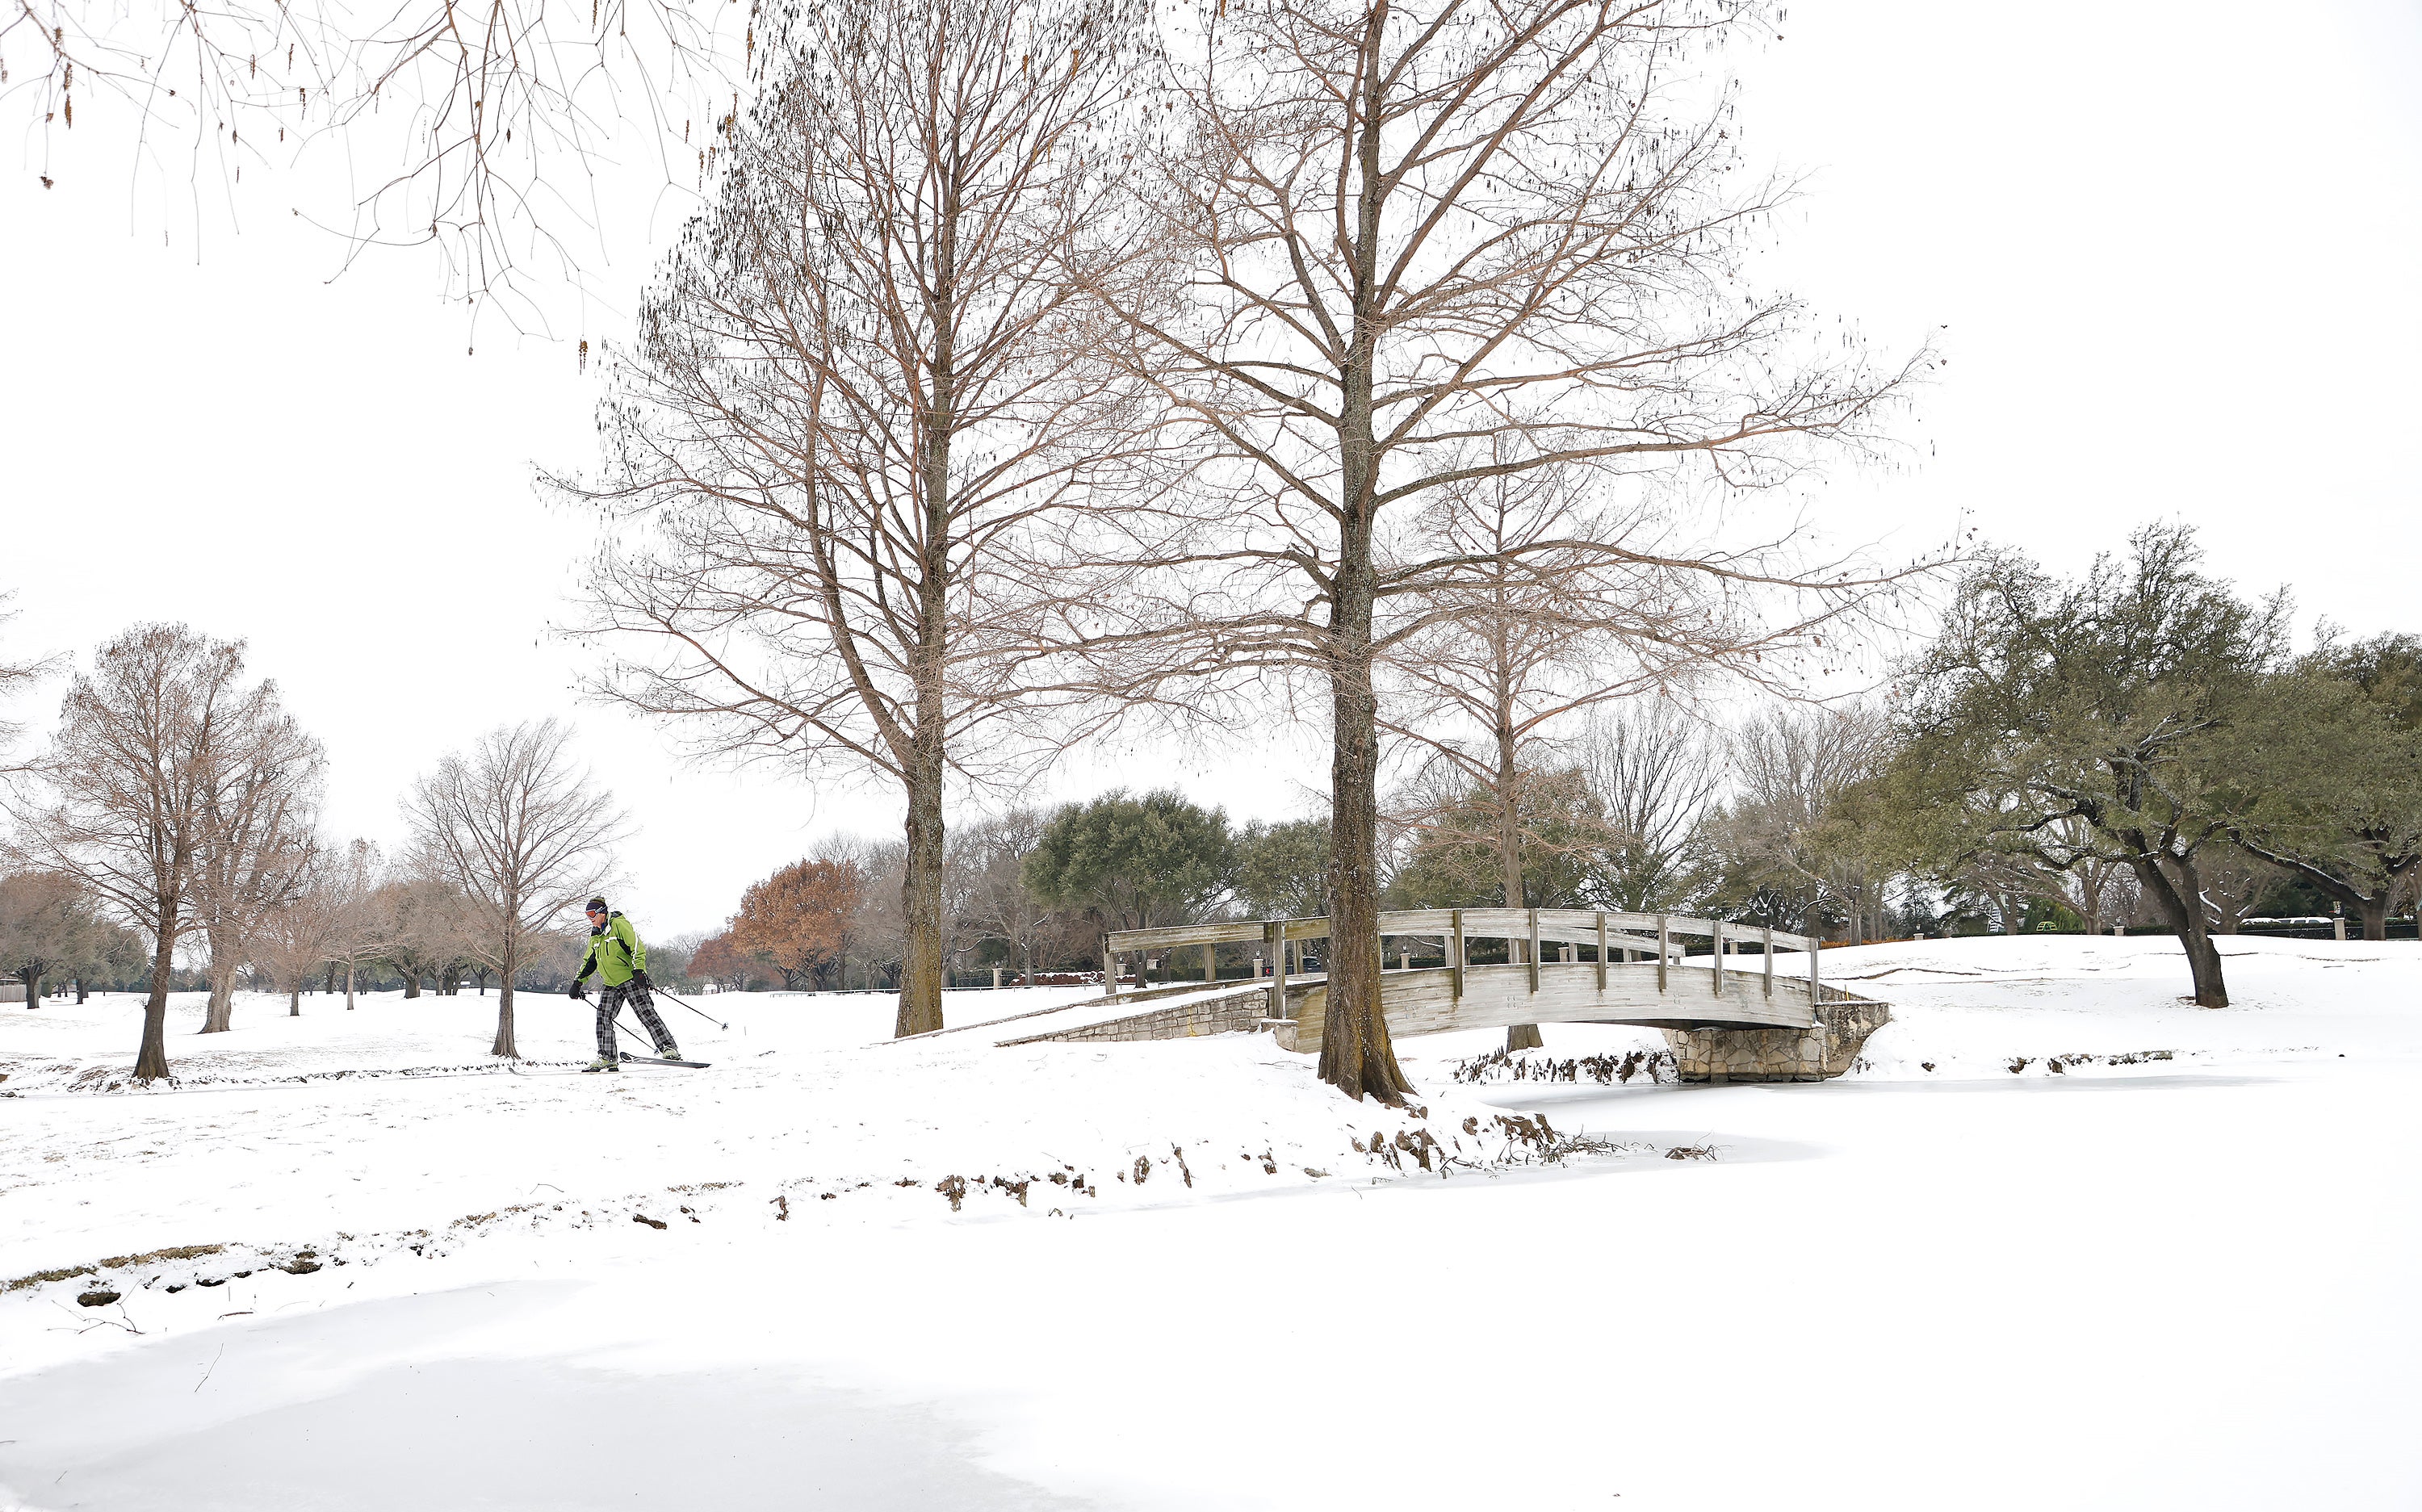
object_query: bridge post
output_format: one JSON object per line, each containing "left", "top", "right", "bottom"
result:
{"left": 1810, "top": 936, "right": 1821, "bottom": 1000}
{"left": 1103, "top": 935, "right": 1116, "bottom": 997}
{"left": 1711, "top": 918, "right": 1724, "bottom": 997}
{"left": 1205, "top": 943, "right": 1216, "bottom": 984}
{"left": 1265, "top": 920, "right": 1284, "bottom": 1021}
{"left": 1657, "top": 915, "right": 1669, "bottom": 994}
{"left": 1527, "top": 910, "right": 1541, "bottom": 995}
{"left": 1595, "top": 914, "right": 1607, "bottom": 991}
{"left": 1451, "top": 910, "right": 1465, "bottom": 1000}
{"left": 1763, "top": 925, "right": 1775, "bottom": 997}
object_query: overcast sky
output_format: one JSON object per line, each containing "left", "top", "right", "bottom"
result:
{"left": 3, "top": 0, "right": 2416, "bottom": 937}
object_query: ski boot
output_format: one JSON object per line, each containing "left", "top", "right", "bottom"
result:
{"left": 582, "top": 1058, "right": 620, "bottom": 1074}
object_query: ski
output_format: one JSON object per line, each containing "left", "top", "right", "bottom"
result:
{"left": 618, "top": 1052, "right": 712, "bottom": 1069}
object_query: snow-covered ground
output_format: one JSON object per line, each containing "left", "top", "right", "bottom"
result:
{"left": 4, "top": 937, "right": 2419, "bottom": 1510}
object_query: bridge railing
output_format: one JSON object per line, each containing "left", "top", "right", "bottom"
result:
{"left": 1102, "top": 908, "right": 1825, "bottom": 1015}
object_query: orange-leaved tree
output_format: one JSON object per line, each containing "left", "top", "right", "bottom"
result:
{"left": 686, "top": 930, "right": 761, "bottom": 991}
{"left": 729, "top": 859, "right": 862, "bottom": 991}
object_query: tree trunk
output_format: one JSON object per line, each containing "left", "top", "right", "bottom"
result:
{"left": 74, "top": 977, "right": 89, "bottom": 1004}
{"left": 1317, "top": 499, "right": 1414, "bottom": 1104}
{"left": 1496, "top": 733, "right": 1541, "bottom": 1053}
{"left": 2134, "top": 853, "right": 2228, "bottom": 1007}
{"left": 136, "top": 903, "right": 176, "bottom": 1081}
{"left": 494, "top": 923, "right": 521, "bottom": 1058}
{"left": 202, "top": 954, "right": 237, "bottom": 1033}
{"left": 345, "top": 961, "right": 356, "bottom": 1010}
{"left": 886, "top": 176, "right": 961, "bottom": 1041}
{"left": 401, "top": 970, "right": 421, "bottom": 999}
{"left": 1322, "top": 651, "right": 1411, "bottom": 1102}
{"left": 2357, "top": 894, "right": 2388, "bottom": 941}
{"left": 1498, "top": 836, "right": 1540, "bottom": 1054}
{"left": 325, "top": 961, "right": 337, "bottom": 996}
{"left": 289, "top": 987, "right": 301, "bottom": 1016}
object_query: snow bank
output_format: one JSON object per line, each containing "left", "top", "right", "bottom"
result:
{"left": 0, "top": 984, "right": 1537, "bottom": 1300}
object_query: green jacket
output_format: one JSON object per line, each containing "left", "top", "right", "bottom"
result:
{"left": 577, "top": 912, "right": 647, "bottom": 987}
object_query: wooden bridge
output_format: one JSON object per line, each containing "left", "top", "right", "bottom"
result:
{"left": 1098, "top": 908, "right": 1879, "bottom": 1062}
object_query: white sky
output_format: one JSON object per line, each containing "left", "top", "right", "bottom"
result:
{"left": 3, "top": 0, "right": 2417, "bottom": 936}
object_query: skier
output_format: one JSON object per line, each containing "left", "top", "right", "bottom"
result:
{"left": 570, "top": 896, "right": 679, "bottom": 1072}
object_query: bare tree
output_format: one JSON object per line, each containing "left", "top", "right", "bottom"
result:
{"left": 10, "top": 624, "right": 278, "bottom": 1079}
{"left": 404, "top": 719, "right": 626, "bottom": 1057}
{"left": 567, "top": 0, "right": 1172, "bottom": 1037}
{"left": 1707, "top": 704, "right": 1896, "bottom": 942}
{"left": 317, "top": 839, "right": 388, "bottom": 1008}
{"left": 0, "top": 870, "right": 100, "bottom": 1007}
{"left": 1382, "top": 467, "right": 1802, "bottom": 1048}
{"left": 1582, "top": 703, "right": 1722, "bottom": 911}
{"left": 1089, "top": 0, "right": 1922, "bottom": 1100}
{"left": 253, "top": 847, "right": 337, "bottom": 1015}
{"left": 848, "top": 838, "right": 911, "bottom": 993}
{"left": 190, "top": 690, "right": 325, "bottom": 1032}
{"left": 2197, "top": 845, "right": 2281, "bottom": 936}
{"left": 954, "top": 808, "right": 1058, "bottom": 983}
{"left": 2022, "top": 819, "right": 2140, "bottom": 935}
{"left": 367, "top": 871, "right": 473, "bottom": 999}
{"left": 252, "top": 837, "right": 385, "bottom": 1013}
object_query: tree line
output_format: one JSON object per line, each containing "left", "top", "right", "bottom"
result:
{"left": 688, "top": 524, "right": 2416, "bottom": 1030}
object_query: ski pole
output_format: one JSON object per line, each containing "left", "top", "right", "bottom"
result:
{"left": 649, "top": 986, "right": 728, "bottom": 1031}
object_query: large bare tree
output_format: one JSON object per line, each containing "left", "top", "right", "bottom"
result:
{"left": 10, "top": 624, "right": 284, "bottom": 1079}
{"left": 568, "top": 0, "right": 1171, "bottom": 1037}
{"left": 191, "top": 691, "right": 325, "bottom": 1032}
{"left": 1088, "top": 0, "right": 1921, "bottom": 1100}
{"left": 404, "top": 719, "right": 625, "bottom": 1057}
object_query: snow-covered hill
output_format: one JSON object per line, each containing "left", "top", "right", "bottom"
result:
{"left": 4, "top": 936, "right": 2418, "bottom": 1510}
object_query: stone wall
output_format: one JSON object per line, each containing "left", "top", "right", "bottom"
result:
{"left": 1003, "top": 989, "right": 1272, "bottom": 1046}
{"left": 1661, "top": 995, "right": 1892, "bottom": 1083}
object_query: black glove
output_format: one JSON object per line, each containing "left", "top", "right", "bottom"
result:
{"left": 570, "top": 979, "right": 589, "bottom": 1001}
{"left": 631, "top": 970, "right": 653, "bottom": 991}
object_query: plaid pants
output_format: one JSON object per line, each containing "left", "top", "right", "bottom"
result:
{"left": 595, "top": 982, "right": 676, "bottom": 1061}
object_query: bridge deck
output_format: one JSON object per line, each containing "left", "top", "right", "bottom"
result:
{"left": 1273, "top": 959, "right": 1837, "bottom": 1055}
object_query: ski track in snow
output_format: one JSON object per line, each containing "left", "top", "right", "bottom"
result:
{"left": 3, "top": 936, "right": 2420, "bottom": 1510}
